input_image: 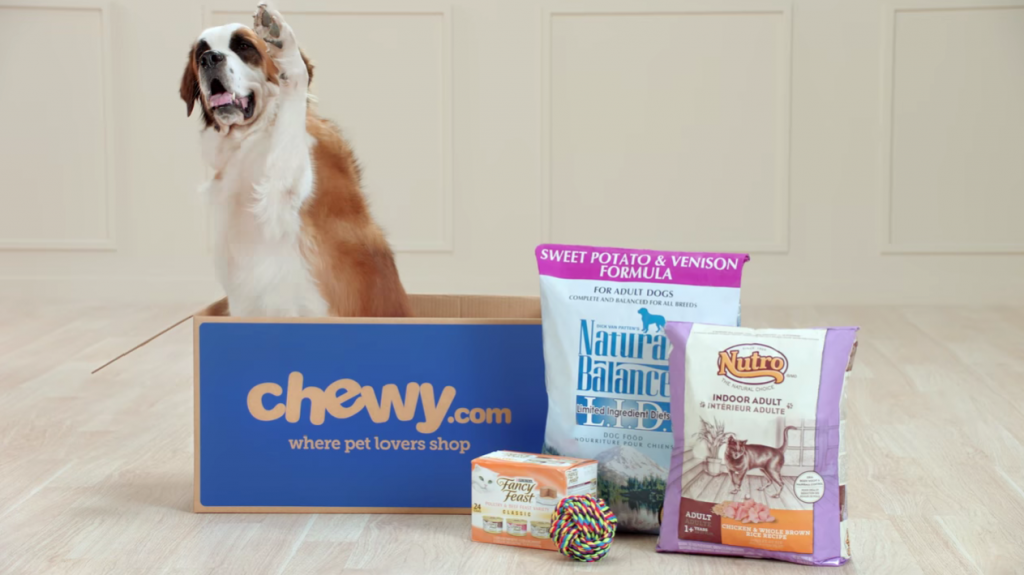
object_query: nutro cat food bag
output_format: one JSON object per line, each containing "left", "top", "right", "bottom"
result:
{"left": 535, "top": 244, "right": 749, "bottom": 533}
{"left": 657, "top": 322, "right": 858, "bottom": 566}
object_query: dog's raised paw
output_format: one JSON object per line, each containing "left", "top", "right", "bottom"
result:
{"left": 260, "top": 6, "right": 279, "bottom": 36}
{"left": 253, "top": 3, "right": 289, "bottom": 51}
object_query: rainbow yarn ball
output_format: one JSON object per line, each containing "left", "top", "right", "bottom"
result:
{"left": 549, "top": 494, "right": 618, "bottom": 562}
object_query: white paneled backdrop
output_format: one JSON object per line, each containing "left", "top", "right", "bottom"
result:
{"left": 0, "top": 0, "right": 1022, "bottom": 304}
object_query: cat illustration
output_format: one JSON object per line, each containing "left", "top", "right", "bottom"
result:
{"left": 472, "top": 465, "right": 498, "bottom": 494}
{"left": 725, "top": 426, "right": 797, "bottom": 498}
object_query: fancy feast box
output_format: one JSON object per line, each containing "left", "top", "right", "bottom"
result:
{"left": 471, "top": 451, "right": 598, "bottom": 551}
{"left": 192, "top": 295, "right": 547, "bottom": 513}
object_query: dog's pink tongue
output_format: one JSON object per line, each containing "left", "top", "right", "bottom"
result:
{"left": 236, "top": 96, "right": 249, "bottom": 109}
{"left": 209, "top": 92, "right": 233, "bottom": 107}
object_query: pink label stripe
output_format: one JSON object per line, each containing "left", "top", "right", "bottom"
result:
{"left": 536, "top": 244, "right": 749, "bottom": 288}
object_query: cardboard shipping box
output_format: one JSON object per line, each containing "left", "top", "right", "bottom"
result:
{"left": 190, "top": 295, "right": 548, "bottom": 513}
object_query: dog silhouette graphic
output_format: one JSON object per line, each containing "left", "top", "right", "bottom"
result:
{"left": 638, "top": 308, "right": 666, "bottom": 333}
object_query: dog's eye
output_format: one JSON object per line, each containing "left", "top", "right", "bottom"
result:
{"left": 238, "top": 41, "right": 251, "bottom": 50}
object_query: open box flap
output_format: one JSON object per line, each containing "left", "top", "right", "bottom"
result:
{"left": 410, "top": 294, "right": 540, "bottom": 319}
{"left": 194, "top": 295, "right": 542, "bottom": 320}
{"left": 93, "top": 294, "right": 541, "bottom": 373}
{"left": 197, "top": 298, "right": 229, "bottom": 317}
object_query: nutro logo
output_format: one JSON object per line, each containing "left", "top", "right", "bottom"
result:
{"left": 717, "top": 344, "right": 788, "bottom": 385}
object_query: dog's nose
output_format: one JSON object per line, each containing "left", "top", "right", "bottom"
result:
{"left": 199, "top": 50, "right": 225, "bottom": 69}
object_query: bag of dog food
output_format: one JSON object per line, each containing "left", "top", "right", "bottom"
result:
{"left": 535, "top": 244, "right": 749, "bottom": 533}
{"left": 657, "top": 322, "right": 858, "bottom": 566}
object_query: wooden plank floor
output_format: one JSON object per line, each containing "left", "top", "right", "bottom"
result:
{"left": 2, "top": 302, "right": 1024, "bottom": 574}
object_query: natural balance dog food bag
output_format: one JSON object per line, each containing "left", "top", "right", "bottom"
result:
{"left": 535, "top": 244, "right": 749, "bottom": 533}
{"left": 657, "top": 322, "right": 858, "bottom": 566}
{"left": 471, "top": 451, "right": 598, "bottom": 550}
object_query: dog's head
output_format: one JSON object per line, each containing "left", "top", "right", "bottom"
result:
{"left": 179, "top": 23, "right": 312, "bottom": 131}
{"left": 638, "top": 308, "right": 649, "bottom": 316}
{"left": 726, "top": 436, "right": 747, "bottom": 459}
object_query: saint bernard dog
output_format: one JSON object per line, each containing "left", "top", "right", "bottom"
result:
{"left": 179, "top": 3, "right": 411, "bottom": 317}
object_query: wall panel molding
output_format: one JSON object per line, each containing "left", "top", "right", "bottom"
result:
{"left": 0, "top": 1, "right": 116, "bottom": 251}
{"left": 879, "top": 1, "right": 1024, "bottom": 254}
{"left": 205, "top": 1, "right": 454, "bottom": 253}
{"left": 541, "top": 1, "right": 793, "bottom": 253}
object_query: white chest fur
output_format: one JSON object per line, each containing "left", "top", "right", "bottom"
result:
{"left": 202, "top": 128, "right": 328, "bottom": 318}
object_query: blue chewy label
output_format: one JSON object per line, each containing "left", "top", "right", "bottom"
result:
{"left": 197, "top": 321, "right": 546, "bottom": 510}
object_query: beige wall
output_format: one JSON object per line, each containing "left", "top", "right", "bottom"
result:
{"left": 1, "top": 0, "right": 1022, "bottom": 305}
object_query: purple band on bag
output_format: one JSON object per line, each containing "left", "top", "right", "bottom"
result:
{"left": 658, "top": 322, "right": 693, "bottom": 551}
{"left": 536, "top": 244, "right": 749, "bottom": 288}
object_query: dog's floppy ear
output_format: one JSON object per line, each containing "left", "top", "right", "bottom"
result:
{"left": 300, "top": 48, "right": 315, "bottom": 85}
{"left": 180, "top": 43, "right": 199, "bottom": 116}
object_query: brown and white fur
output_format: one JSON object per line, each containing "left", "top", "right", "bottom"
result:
{"left": 179, "top": 4, "right": 411, "bottom": 318}
{"left": 725, "top": 426, "right": 797, "bottom": 498}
